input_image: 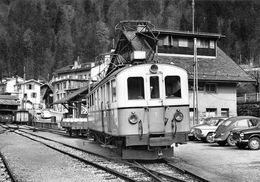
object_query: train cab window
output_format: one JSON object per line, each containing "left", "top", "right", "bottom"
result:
{"left": 128, "top": 77, "right": 144, "bottom": 100}
{"left": 165, "top": 76, "right": 181, "bottom": 98}
{"left": 150, "top": 76, "right": 159, "bottom": 99}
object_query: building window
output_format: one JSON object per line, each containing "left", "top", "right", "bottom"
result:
{"left": 165, "top": 76, "right": 181, "bottom": 98}
{"left": 209, "top": 40, "right": 215, "bottom": 49}
{"left": 178, "top": 39, "right": 188, "bottom": 47}
{"left": 24, "top": 93, "right": 27, "bottom": 99}
{"left": 31, "top": 92, "right": 37, "bottom": 98}
{"left": 205, "top": 83, "right": 216, "bottom": 93}
{"left": 221, "top": 108, "right": 229, "bottom": 117}
{"left": 162, "top": 36, "right": 170, "bottom": 46}
{"left": 189, "top": 82, "right": 204, "bottom": 91}
{"left": 197, "top": 39, "right": 209, "bottom": 48}
{"left": 127, "top": 77, "right": 144, "bottom": 100}
{"left": 27, "top": 84, "right": 34, "bottom": 90}
{"left": 206, "top": 108, "right": 217, "bottom": 117}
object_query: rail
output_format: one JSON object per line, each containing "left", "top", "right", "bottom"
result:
{"left": 0, "top": 151, "right": 18, "bottom": 182}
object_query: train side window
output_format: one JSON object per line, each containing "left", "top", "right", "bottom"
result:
{"left": 90, "top": 94, "right": 93, "bottom": 106}
{"left": 165, "top": 76, "right": 181, "bottom": 98}
{"left": 111, "top": 80, "right": 116, "bottom": 102}
{"left": 128, "top": 77, "right": 144, "bottom": 100}
{"left": 106, "top": 82, "right": 111, "bottom": 108}
{"left": 94, "top": 91, "right": 97, "bottom": 110}
{"left": 150, "top": 76, "right": 159, "bottom": 99}
{"left": 101, "top": 85, "right": 105, "bottom": 109}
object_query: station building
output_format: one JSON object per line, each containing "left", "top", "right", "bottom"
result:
{"left": 109, "top": 21, "right": 255, "bottom": 124}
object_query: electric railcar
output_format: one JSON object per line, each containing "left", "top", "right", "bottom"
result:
{"left": 87, "top": 63, "right": 190, "bottom": 159}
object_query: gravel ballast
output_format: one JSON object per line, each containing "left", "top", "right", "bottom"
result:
{"left": 0, "top": 127, "right": 121, "bottom": 182}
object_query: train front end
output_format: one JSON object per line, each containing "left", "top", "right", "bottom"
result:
{"left": 116, "top": 64, "right": 190, "bottom": 160}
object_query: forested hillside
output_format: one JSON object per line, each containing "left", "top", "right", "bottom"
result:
{"left": 0, "top": 0, "right": 259, "bottom": 81}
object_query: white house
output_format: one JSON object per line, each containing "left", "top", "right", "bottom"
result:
{"left": 15, "top": 79, "right": 43, "bottom": 110}
{"left": 0, "top": 76, "right": 24, "bottom": 95}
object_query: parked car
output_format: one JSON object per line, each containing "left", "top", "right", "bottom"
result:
{"left": 188, "top": 117, "right": 226, "bottom": 141}
{"left": 194, "top": 117, "right": 227, "bottom": 143}
{"left": 231, "top": 123, "right": 260, "bottom": 150}
{"left": 41, "top": 110, "right": 52, "bottom": 119}
{"left": 214, "top": 116, "right": 260, "bottom": 146}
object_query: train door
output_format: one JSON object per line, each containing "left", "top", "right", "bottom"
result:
{"left": 146, "top": 75, "right": 165, "bottom": 134}
{"left": 106, "top": 81, "right": 112, "bottom": 133}
{"left": 101, "top": 86, "right": 105, "bottom": 133}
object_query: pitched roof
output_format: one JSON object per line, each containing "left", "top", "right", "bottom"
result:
{"left": 156, "top": 48, "right": 255, "bottom": 82}
{"left": 54, "top": 62, "right": 92, "bottom": 75}
{"left": 0, "top": 95, "right": 19, "bottom": 105}
{"left": 16, "top": 79, "right": 43, "bottom": 85}
{"left": 146, "top": 29, "right": 224, "bottom": 39}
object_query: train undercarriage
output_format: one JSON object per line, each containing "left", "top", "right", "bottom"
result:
{"left": 90, "top": 130, "right": 188, "bottom": 160}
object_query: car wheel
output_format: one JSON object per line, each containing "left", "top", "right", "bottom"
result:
{"left": 217, "top": 141, "right": 226, "bottom": 146}
{"left": 227, "top": 135, "right": 236, "bottom": 146}
{"left": 248, "top": 137, "right": 260, "bottom": 150}
{"left": 206, "top": 133, "right": 214, "bottom": 143}
{"left": 235, "top": 143, "right": 246, "bottom": 149}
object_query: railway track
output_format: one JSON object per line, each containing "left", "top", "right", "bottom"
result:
{"left": 1, "top": 124, "right": 209, "bottom": 182}
{"left": 131, "top": 160, "right": 209, "bottom": 182}
{"left": 14, "top": 129, "right": 163, "bottom": 181}
{"left": 0, "top": 151, "right": 17, "bottom": 182}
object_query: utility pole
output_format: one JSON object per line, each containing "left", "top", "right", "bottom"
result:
{"left": 192, "top": 0, "right": 198, "bottom": 125}
{"left": 23, "top": 66, "right": 26, "bottom": 110}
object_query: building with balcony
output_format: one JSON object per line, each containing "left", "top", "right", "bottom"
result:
{"left": 51, "top": 59, "right": 92, "bottom": 112}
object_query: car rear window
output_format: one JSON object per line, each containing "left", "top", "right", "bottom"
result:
{"left": 249, "top": 119, "right": 260, "bottom": 126}
{"left": 235, "top": 119, "right": 248, "bottom": 127}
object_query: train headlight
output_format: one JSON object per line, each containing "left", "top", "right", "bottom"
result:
{"left": 174, "top": 109, "right": 183, "bottom": 122}
{"left": 150, "top": 64, "right": 158, "bottom": 74}
{"left": 128, "top": 112, "right": 139, "bottom": 125}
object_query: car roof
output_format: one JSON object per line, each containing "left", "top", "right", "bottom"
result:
{"left": 227, "top": 116, "right": 260, "bottom": 121}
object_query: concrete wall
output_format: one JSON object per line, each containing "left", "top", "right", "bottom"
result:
{"left": 189, "top": 83, "right": 237, "bottom": 123}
